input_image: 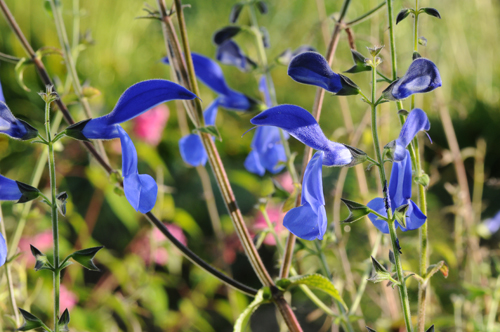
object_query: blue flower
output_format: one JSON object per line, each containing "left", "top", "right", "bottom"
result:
{"left": 288, "top": 52, "right": 342, "bottom": 93}
{"left": 65, "top": 80, "right": 196, "bottom": 213}
{"left": 244, "top": 76, "right": 288, "bottom": 176}
{"left": 367, "top": 150, "right": 427, "bottom": 233}
{"left": 277, "top": 46, "right": 316, "bottom": 66}
{"left": 0, "top": 81, "right": 37, "bottom": 140}
{"left": 387, "top": 108, "right": 431, "bottom": 162}
{"left": 0, "top": 174, "right": 39, "bottom": 203}
{"left": 383, "top": 58, "right": 442, "bottom": 100}
{"left": 485, "top": 211, "right": 500, "bottom": 234}
{"left": 0, "top": 80, "right": 5, "bottom": 103}
{"left": 283, "top": 151, "right": 327, "bottom": 240}
{"left": 216, "top": 40, "right": 255, "bottom": 72}
{"left": 0, "top": 226, "right": 6, "bottom": 267}
{"left": 250, "top": 104, "right": 366, "bottom": 167}
{"left": 162, "top": 53, "right": 260, "bottom": 112}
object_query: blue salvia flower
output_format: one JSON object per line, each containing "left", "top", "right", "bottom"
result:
{"left": 250, "top": 104, "right": 366, "bottom": 167}
{"left": 367, "top": 150, "right": 427, "bottom": 233}
{"left": 386, "top": 108, "right": 431, "bottom": 162}
{"left": 65, "top": 80, "right": 196, "bottom": 213}
{"left": 383, "top": 58, "right": 442, "bottom": 100}
{"left": 163, "top": 53, "right": 260, "bottom": 167}
{"left": 216, "top": 40, "right": 255, "bottom": 72}
{"left": 244, "top": 76, "right": 288, "bottom": 176}
{"left": 288, "top": 52, "right": 342, "bottom": 93}
{"left": 277, "top": 45, "right": 316, "bottom": 66}
{"left": 162, "top": 53, "right": 260, "bottom": 112}
{"left": 0, "top": 81, "right": 37, "bottom": 140}
{"left": 283, "top": 151, "right": 327, "bottom": 240}
{"left": 0, "top": 223, "right": 5, "bottom": 267}
{"left": 485, "top": 211, "right": 500, "bottom": 234}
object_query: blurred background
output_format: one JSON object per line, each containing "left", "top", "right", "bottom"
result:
{"left": 0, "top": 0, "right": 499, "bottom": 331}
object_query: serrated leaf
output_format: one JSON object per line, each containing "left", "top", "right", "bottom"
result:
{"left": 194, "top": 125, "right": 222, "bottom": 141}
{"left": 15, "top": 58, "right": 32, "bottom": 92}
{"left": 18, "top": 308, "right": 44, "bottom": 331}
{"left": 229, "top": 3, "right": 244, "bottom": 23}
{"left": 421, "top": 7, "right": 441, "bottom": 19}
{"left": 233, "top": 288, "right": 271, "bottom": 332}
{"left": 340, "top": 199, "right": 371, "bottom": 223}
{"left": 213, "top": 26, "right": 242, "bottom": 45}
{"left": 396, "top": 8, "right": 411, "bottom": 25}
{"left": 70, "top": 246, "right": 104, "bottom": 271}
{"left": 58, "top": 309, "right": 70, "bottom": 332}
{"left": 276, "top": 274, "right": 347, "bottom": 309}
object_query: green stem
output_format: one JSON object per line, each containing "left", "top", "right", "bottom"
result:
{"left": 487, "top": 276, "right": 500, "bottom": 331}
{"left": 370, "top": 61, "right": 413, "bottom": 331}
{"left": 345, "top": 1, "right": 386, "bottom": 26}
{"left": 44, "top": 93, "right": 60, "bottom": 331}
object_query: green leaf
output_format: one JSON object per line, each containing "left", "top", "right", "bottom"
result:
{"left": 276, "top": 274, "right": 347, "bottom": 310}
{"left": 18, "top": 308, "right": 44, "bottom": 331}
{"left": 30, "top": 245, "right": 54, "bottom": 272}
{"left": 421, "top": 7, "right": 441, "bottom": 19}
{"left": 340, "top": 199, "right": 371, "bottom": 223}
{"left": 394, "top": 203, "right": 409, "bottom": 228}
{"left": 70, "top": 246, "right": 104, "bottom": 271}
{"left": 396, "top": 8, "right": 411, "bottom": 25}
{"left": 229, "top": 3, "right": 244, "bottom": 23}
{"left": 58, "top": 309, "right": 70, "bottom": 332}
{"left": 233, "top": 288, "right": 271, "bottom": 332}
{"left": 194, "top": 125, "right": 222, "bottom": 141}
{"left": 14, "top": 57, "right": 32, "bottom": 92}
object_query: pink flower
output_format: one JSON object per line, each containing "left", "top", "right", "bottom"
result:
{"left": 59, "top": 285, "right": 78, "bottom": 311}
{"left": 19, "top": 231, "right": 53, "bottom": 266}
{"left": 133, "top": 104, "right": 169, "bottom": 146}
{"left": 253, "top": 204, "right": 286, "bottom": 246}
{"left": 275, "top": 172, "right": 295, "bottom": 193}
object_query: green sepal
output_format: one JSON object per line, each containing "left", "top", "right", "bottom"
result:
{"left": 69, "top": 246, "right": 104, "bottom": 271}
{"left": 383, "top": 140, "right": 396, "bottom": 161}
{"left": 398, "top": 109, "right": 409, "bottom": 116}
{"left": 367, "top": 45, "right": 384, "bottom": 57}
{"left": 58, "top": 309, "right": 70, "bottom": 332}
{"left": 394, "top": 203, "right": 409, "bottom": 228}
{"left": 413, "top": 51, "right": 422, "bottom": 60}
{"left": 276, "top": 274, "right": 347, "bottom": 309}
{"left": 234, "top": 287, "right": 272, "bottom": 332}
{"left": 229, "top": 3, "right": 244, "bottom": 23}
{"left": 340, "top": 198, "right": 371, "bottom": 224}
{"left": 18, "top": 308, "right": 44, "bottom": 331}
{"left": 193, "top": 125, "right": 222, "bottom": 141}
{"left": 256, "top": 1, "right": 268, "bottom": 14}
{"left": 18, "top": 120, "right": 39, "bottom": 140}
{"left": 420, "top": 7, "right": 441, "bottom": 19}
{"left": 16, "top": 182, "right": 40, "bottom": 204}
{"left": 396, "top": 8, "right": 411, "bottom": 25}
{"left": 335, "top": 74, "right": 360, "bottom": 96}
{"left": 30, "top": 245, "right": 54, "bottom": 271}
{"left": 414, "top": 173, "right": 430, "bottom": 188}
{"left": 366, "top": 327, "right": 377, "bottom": 332}
{"left": 56, "top": 191, "right": 68, "bottom": 216}
{"left": 382, "top": 79, "right": 399, "bottom": 101}
{"left": 65, "top": 119, "right": 92, "bottom": 142}
{"left": 212, "top": 26, "right": 242, "bottom": 45}
{"left": 344, "top": 144, "right": 368, "bottom": 167}
{"left": 426, "top": 325, "right": 435, "bottom": 332}
{"left": 367, "top": 256, "right": 399, "bottom": 285}
{"left": 344, "top": 49, "right": 371, "bottom": 74}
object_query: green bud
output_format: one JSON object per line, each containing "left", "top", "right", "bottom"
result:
{"left": 70, "top": 246, "right": 104, "bottom": 271}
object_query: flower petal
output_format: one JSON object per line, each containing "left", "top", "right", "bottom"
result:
{"left": 394, "top": 108, "right": 430, "bottom": 162}
{"left": 391, "top": 58, "right": 442, "bottom": 100}
{"left": 203, "top": 98, "right": 220, "bottom": 126}
{"left": 0, "top": 80, "right": 5, "bottom": 103}
{"left": 216, "top": 40, "right": 247, "bottom": 71}
{"left": 287, "top": 52, "right": 342, "bottom": 93}
{"left": 0, "top": 102, "right": 38, "bottom": 140}
{"left": 244, "top": 150, "right": 266, "bottom": 176}
{"left": 301, "top": 151, "right": 325, "bottom": 207}
{"left": 0, "top": 232, "right": 6, "bottom": 267}
{"left": 178, "top": 134, "right": 208, "bottom": 167}
{"left": 0, "top": 174, "right": 23, "bottom": 201}
{"left": 258, "top": 75, "right": 272, "bottom": 108}
{"left": 388, "top": 150, "right": 412, "bottom": 206}
{"left": 250, "top": 105, "right": 352, "bottom": 166}
{"left": 283, "top": 203, "right": 327, "bottom": 240}
{"left": 367, "top": 197, "right": 389, "bottom": 234}
{"left": 262, "top": 144, "right": 286, "bottom": 174}
{"left": 118, "top": 127, "right": 158, "bottom": 213}
{"left": 400, "top": 200, "right": 427, "bottom": 231}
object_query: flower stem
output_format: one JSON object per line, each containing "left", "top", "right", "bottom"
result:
{"left": 43, "top": 90, "right": 60, "bottom": 331}
{"left": 370, "top": 58, "right": 413, "bottom": 331}
{"left": 280, "top": 0, "right": 351, "bottom": 280}
{"left": 345, "top": 1, "right": 386, "bottom": 27}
